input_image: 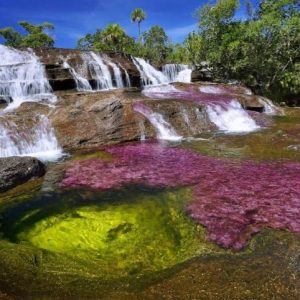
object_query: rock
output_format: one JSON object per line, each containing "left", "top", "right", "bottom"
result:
{"left": 0, "top": 96, "right": 12, "bottom": 104}
{"left": 0, "top": 156, "right": 46, "bottom": 192}
{"left": 33, "top": 48, "right": 143, "bottom": 90}
{"left": 287, "top": 144, "right": 300, "bottom": 151}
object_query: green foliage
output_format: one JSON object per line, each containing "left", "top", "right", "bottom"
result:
{"left": 77, "top": 24, "right": 136, "bottom": 53}
{"left": 140, "top": 25, "right": 171, "bottom": 65}
{"left": 166, "top": 43, "right": 190, "bottom": 64}
{"left": 131, "top": 8, "right": 147, "bottom": 36}
{"left": 0, "top": 21, "right": 55, "bottom": 48}
{"left": 189, "top": 0, "right": 300, "bottom": 100}
{"left": 0, "top": 27, "right": 22, "bottom": 47}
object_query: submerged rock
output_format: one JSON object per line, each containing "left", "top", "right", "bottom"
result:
{"left": 60, "top": 142, "right": 300, "bottom": 250}
{"left": 0, "top": 156, "right": 46, "bottom": 192}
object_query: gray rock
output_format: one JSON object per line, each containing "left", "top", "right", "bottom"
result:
{"left": 0, "top": 156, "right": 46, "bottom": 192}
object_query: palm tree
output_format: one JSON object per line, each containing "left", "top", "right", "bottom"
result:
{"left": 131, "top": 8, "right": 146, "bottom": 37}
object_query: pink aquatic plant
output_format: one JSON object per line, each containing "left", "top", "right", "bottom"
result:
{"left": 60, "top": 142, "right": 300, "bottom": 250}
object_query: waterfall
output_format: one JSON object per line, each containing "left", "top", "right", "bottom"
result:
{"left": 102, "top": 55, "right": 125, "bottom": 89}
{"left": 138, "top": 120, "right": 146, "bottom": 141}
{"left": 0, "top": 115, "right": 63, "bottom": 161}
{"left": 162, "top": 64, "right": 192, "bottom": 83}
{"left": 258, "top": 96, "right": 279, "bottom": 115}
{"left": 0, "top": 45, "right": 56, "bottom": 111}
{"left": 89, "top": 52, "right": 114, "bottom": 90}
{"left": 132, "top": 57, "right": 169, "bottom": 86}
{"left": 87, "top": 52, "right": 128, "bottom": 90}
{"left": 63, "top": 61, "right": 92, "bottom": 91}
{"left": 134, "top": 103, "right": 182, "bottom": 141}
{"left": 123, "top": 67, "right": 131, "bottom": 88}
{"left": 207, "top": 100, "right": 260, "bottom": 133}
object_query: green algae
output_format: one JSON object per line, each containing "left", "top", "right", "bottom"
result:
{"left": 0, "top": 108, "right": 299, "bottom": 298}
{"left": 72, "top": 150, "right": 113, "bottom": 161}
{"left": 1, "top": 187, "right": 223, "bottom": 281}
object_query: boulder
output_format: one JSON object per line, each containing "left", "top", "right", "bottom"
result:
{"left": 0, "top": 156, "right": 46, "bottom": 192}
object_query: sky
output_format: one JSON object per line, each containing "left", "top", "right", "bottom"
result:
{"left": 0, "top": 0, "right": 259, "bottom": 48}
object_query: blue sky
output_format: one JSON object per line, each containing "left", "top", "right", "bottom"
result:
{"left": 0, "top": 0, "right": 258, "bottom": 48}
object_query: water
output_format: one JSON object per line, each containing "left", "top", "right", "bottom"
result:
{"left": 206, "top": 100, "right": 260, "bottom": 133}
{"left": 142, "top": 84, "right": 181, "bottom": 98}
{"left": 0, "top": 115, "right": 63, "bottom": 161}
{"left": 0, "top": 110, "right": 299, "bottom": 298}
{"left": 259, "top": 96, "right": 280, "bottom": 115}
{"left": 102, "top": 55, "right": 125, "bottom": 89}
{"left": 63, "top": 61, "right": 92, "bottom": 91}
{"left": 134, "top": 103, "right": 182, "bottom": 141}
{"left": 132, "top": 57, "right": 169, "bottom": 86}
{"left": 162, "top": 64, "right": 192, "bottom": 83}
{"left": 89, "top": 52, "right": 114, "bottom": 90}
{"left": 123, "top": 67, "right": 131, "bottom": 87}
{"left": 0, "top": 45, "right": 56, "bottom": 111}
{"left": 142, "top": 85, "right": 260, "bottom": 134}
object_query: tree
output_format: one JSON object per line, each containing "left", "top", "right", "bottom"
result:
{"left": 0, "top": 21, "right": 55, "bottom": 48}
{"left": 77, "top": 24, "right": 136, "bottom": 53}
{"left": 190, "top": 0, "right": 300, "bottom": 101}
{"left": 0, "top": 27, "right": 22, "bottom": 47}
{"left": 131, "top": 8, "right": 146, "bottom": 37}
{"left": 140, "top": 26, "right": 171, "bottom": 65}
{"left": 166, "top": 43, "right": 190, "bottom": 64}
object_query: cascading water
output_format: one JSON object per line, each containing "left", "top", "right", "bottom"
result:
{"left": 258, "top": 96, "right": 280, "bottom": 115}
{"left": 89, "top": 52, "right": 114, "bottom": 90}
{"left": 162, "top": 64, "right": 192, "bottom": 83}
{"left": 87, "top": 52, "right": 128, "bottom": 90}
{"left": 134, "top": 103, "right": 182, "bottom": 141}
{"left": 206, "top": 100, "right": 260, "bottom": 133}
{"left": 0, "top": 115, "right": 63, "bottom": 161}
{"left": 0, "top": 45, "right": 56, "bottom": 111}
{"left": 142, "top": 85, "right": 261, "bottom": 134}
{"left": 132, "top": 57, "right": 169, "bottom": 86}
{"left": 122, "top": 67, "right": 131, "bottom": 88}
{"left": 63, "top": 61, "right": 92, "bottom": 91}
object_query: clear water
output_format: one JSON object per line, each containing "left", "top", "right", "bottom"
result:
{"left": 0, "top": 110, "right": 299, "bottom": 298}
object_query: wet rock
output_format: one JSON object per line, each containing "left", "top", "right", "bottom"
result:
{"left": 287, "top": 144, "right": 300, "bottom": 151}
{"left": 0, "top": 156, "right": 46, "bottom": 192}
{"left": 0, "top": 96, "right": 12, "bottom": 104}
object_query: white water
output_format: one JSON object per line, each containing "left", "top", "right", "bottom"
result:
{"left": 142, "top": 84, "right": 181, "bottom": 99}
{"left": 199, "top": 84, "right": 253, "bottom": 95}
{"left": 89, "top": 52, "right": 114, "bottom": 90}
{"left": 162, "top": 64, "right": 192, "bottom": 83}
{"left": 63, "top": 61, "right": 92, "bottom": 91}
{"left": 207, "top": 100, "right": 260, "bottom": 133}
{"left": 87, "top": 52, "right": 128, "bottom": 90}
{"left": 0, "top": 115, "right": 63, "bottom": 161}
{"left": 0, "top": 45, "right": 56, "bottom": 111}
{"left": 134, "top": 104, "right": 182, "bottom": 141}
{"left": 199, "top": 85, "right": 226, "bottom": 94}
{"left": 138, "top": 120, "right": 146, "bottom": 141}
{"left": 132, "top": 57, "right": 169, "bottom": 86}
{"left": 123, "top": 67, "right": 131, "bottom": 88}
{"left": 258, "top": 96, "right": 280, "bottom": 115}
{"left": 102, "top": 55, "right": 125, "bottom": 89}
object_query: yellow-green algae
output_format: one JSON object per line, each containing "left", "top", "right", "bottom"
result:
{"left": 2, "top": 187, "right": 224, "bottom": 280}
{"left": 71, "top": 149, "right": 113, "bottom": 161}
